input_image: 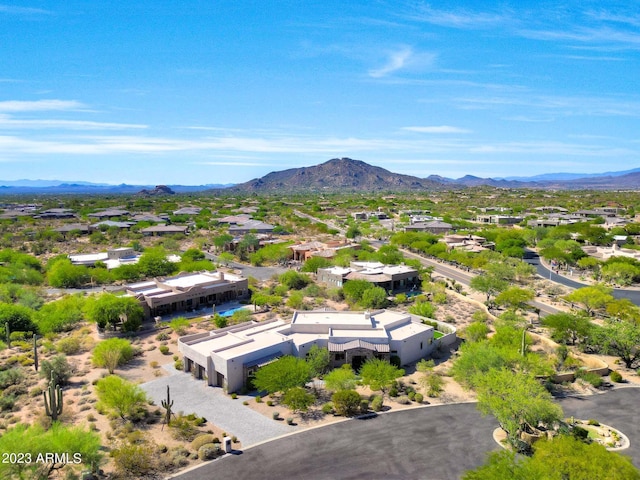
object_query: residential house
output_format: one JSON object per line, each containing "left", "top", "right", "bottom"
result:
{"left": 126, "top": 270, "right": 249, "bottom": 319}
{"left": 178, "top": 309, "right": 456, "bottom": 392}
{"left": 317, "top": 262, "right": 420, "bottom": 293}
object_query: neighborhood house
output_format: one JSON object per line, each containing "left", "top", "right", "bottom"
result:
{"left": 178, "top": 309, "right": 456, "bottom": 393}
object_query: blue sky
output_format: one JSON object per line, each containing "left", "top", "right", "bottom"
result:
{"left": 1, "top": 1, "right": 639, "bottom": 185}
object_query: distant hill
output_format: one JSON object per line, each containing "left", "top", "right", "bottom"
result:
{"left": 0, "top": 182, "right": 233, "bottom": 195}
{"left": 230, "top": 157, "right": 447, "bottom": 192}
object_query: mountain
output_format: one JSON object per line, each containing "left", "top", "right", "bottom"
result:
{"left": 230, "top": 158, "right": 447, "bottom": 192}
{"left": 0, "top": 182, "right": 233, "bottom": 195}
{"left": 502, "top": 167, "right": 640, "bottom": 182}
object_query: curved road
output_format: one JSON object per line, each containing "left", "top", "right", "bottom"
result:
{"left": 173, "top": 388, "right": 640, "bottom": 480}
{"left": 526, "top": 252, "right": 640, "bottom": 305}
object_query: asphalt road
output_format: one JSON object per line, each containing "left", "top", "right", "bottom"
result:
{"left": 526, "top": 252, "right": 640, "bottom": 305}
{"left": 172, "top": 388, "right": 640, "bottom": 480}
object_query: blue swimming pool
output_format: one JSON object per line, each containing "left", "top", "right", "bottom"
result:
{"left": 218, "top": 306, "right": 248, "bottom": 317}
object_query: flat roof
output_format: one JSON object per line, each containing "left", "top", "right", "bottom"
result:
{"left": 292, "top": 311, "right": 373, "bottom": 328}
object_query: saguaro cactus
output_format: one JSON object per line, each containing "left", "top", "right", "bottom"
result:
{"left": 33, "top": 334, "right": 38, "bottom": 371}
{"left": 43, "top": 373, "right": 63, "bottom": 421}
{"left": 5, "top": 323, "right": 10, "bottom": 348}
{"left": 161, "top": 384, "right": 174, "bottom": 428}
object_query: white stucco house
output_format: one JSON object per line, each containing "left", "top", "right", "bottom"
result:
{"left": 178, "top": 309, "right": 456, "bottom": 393}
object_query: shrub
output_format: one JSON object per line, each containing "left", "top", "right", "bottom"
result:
{"left": 0, "top": 368, "right": 24, "bottom": 390}
{"left": 272, "top": 411, "right": 280, "bottom": 420}
{"left": 92, "top": 338, "right": 134, "bottom": 374}
{"left": 56, "top": 336, "right": 82, "bottom": 355}
{"left": 414, "top": 393, "right": 424, "bottom": 403}
{"left": 576, "top": 369, "right": 603, "bottom": 388}
{"left": 156, "top": 332, "right": 170, "bottom": 341}
{"left": 150, "top": 361, "right": 159, "bottom": 369}
{"left": 40, "top": 355, "right": 73, "bottom": 386}
{"left": 322, "top": 402, "right": 334, "bottom": 415}
{"left": 191, "top": 434, "right": 218, "bottom": 451}
{"left": 388, "top": 387, "right": 398, "bottom": 397}
{"left": 587, "top": 419, "right": 600, "bottom": 426}
{"left": 360, "top": 399, "right": 369, "bottom": 412}
{"left": 610, "top": 371, "right": 623, "bottom": 383}
{"left": 331, "top": 389, "right": 361, "bottom": 416}
{"left": 266, "top": 400, "right": 273, "bottom": 407}
{"left": 396, "top": 395, "right": 410, "bottom": 405}
{"left": 174, "top": 359, "right": 183, "bottom": 370}
{"left": 198, "top": 443, "right": 222, "bottom": 461}
{"left": 408, "top": 391, "right": 416, "bottom": 401}
{"left": 0, "top": 394, "right": 16, "bottom": 412}
{"left": 255, "top": 395, "right": 262, "bottom": 403}
{"left": 370, "top": 395, "right": 384, "bottom": 412}
{"left": 230, "top": 393, "right": 237, "bottom": 399}
{"left": 159, "top": 345, "right": 170, "bottom": 355}
{"left": 286, "top": 417, "right": 294, "bottom": 425}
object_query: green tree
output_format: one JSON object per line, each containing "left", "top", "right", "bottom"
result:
{"left": 0, "top": 423, "right": 102, "bottom": 480}
{"left": 95, "top": 375, "right": 148, "bottom": 420}
{"left": 342, "top": 279, "right": 374, "bottom": 304}
{"left": 213, "top": 233, "right": 233, "bottom": 252}
{"left": 0, "top": 302, "right": 37, "bottom": 335}
{"left": 323, "top": 364, "right": 358, "bottom": 392}
{"left": 301, "top": 256, "right": 332, "bottom": 273}
{"left": 359, "top": 358, "right": 404, "bottom": 395}
{"left": 35, "top": 294, "right": 85, "bottom": 334}
{"left": 279, "top": 270, "right": 311, "bottom": 290}
{"left": 84, "top": 293, "right": 143, "bottom": 331}
{"left": 463, "top": 321, "right": 491, "bottom": 343}
{"left": 592, "top": 320, "right": 640, "bottom": 369}
{"left": 281, "top": 386, "right": 315, "bottom": 412}
{"left": 470, "top": 275, "right": 508, "bottom": 304}
{"left": 541, "top": 312, "right": 592, "bottom": 346}
{"left": 601, "top": 262, "right": 640, "bottom": 286}
{"left": 464, "top": 435, "right": 640, "bottom": 480}
{"left": 92, "top": 338, "right": 135, "bottom": 374}
{"left": 475, "top": 368, "right": 563, "bottom": 449}
{"left": 360, "top": 286, "right": 388, "bottom": 309}
{"left": 306, "top": 344, "right": 330, "bottom": 377}
{"left": 494, "top": 287, "right": 534, "bottom": 313}
{"left": 46, "top": 259, "right": 90, "bottom": 288}
{"left": 253, "top": 356, "right": 312, "bottom": 394}
{"left": 345, "top": 225, "right": 361, "bottom": 240}
{"left": 137, "top": 247, "right": 177, "bottom": 277}
{"left": 286, "top": 291, "right": 305, "bottom": 309}
{"left": 218, "top": 252, "right": 235, "bottom": 266}
{"left": 564, "top": 285, "right": 614, "bottom": 316}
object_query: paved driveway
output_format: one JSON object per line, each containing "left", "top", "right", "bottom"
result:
{"left": 173, "top": 388, "right": 640, "bottom": 480}
{"left": 141, "top": 367, "right": 293, "bottom": 446}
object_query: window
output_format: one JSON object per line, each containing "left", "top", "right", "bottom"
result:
{"left": 420, "top": 342, "right": 423, "bottom": 350}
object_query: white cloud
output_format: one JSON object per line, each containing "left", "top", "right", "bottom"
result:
{"left": 368, "top": 47, "right": 413, "bottom": 78}
{"left": 402, "top": 126, "right": 472, "bottom": 134}
{"left": 0, "top": 100, "right": 86, "bottom": 112}
{"left": 408, "top": 6, "right": 511, "bottom": 29}
{"left": 0, "top": 115, "right": 147, "bottom": 130}
{"left": 0, "top": 5, "right": 51, "bottom": 15}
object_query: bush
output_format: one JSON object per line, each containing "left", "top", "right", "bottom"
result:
{"left": 159, "top": 345, "right": 170, "bottom": 355}
{"left": 414, "top": 393, "right": 424, "bottom": 403}
{"left": 198, "top": 443, "right": 222, "bottom": 461}
{"left": 191, "top": 434, "right": 218, "bottom": 451}
{"left": 576, "top": 369, "right": 603, "bottom": 388}
{"left": 360, "top": 399, "right": 369, "bottom": 412}
{"left": 266, "top": 400, "right": 273, "bottom": 407}
{"left": 322, "top": 402, "right": 334, "bottom": 415}
{"left": 156, "top": 332, "right": 170, "bottom": 341}
{"left": 396, "top": 395, "right": 410, "bottom": 405}
{"left": 0, "top": 368, "right": 24, "bottom": 390}
{"left": 272, "top": 411, "right": 280, "bottom": 420}
{"left": 370, "top": 395, "right": 384, "bottom": 412}
{"left": 230, "top": 393, "right": 237, "bottom": 399}
{"left": 610, "top": 371, "right": 623, "bottom": 383}
{"left": 408, "top": 391, "right": 416, "bottom": 401}
{"left": 56, "top": 336, "right": 82, "bottom": 355}
{"left": 255, "top": 395, "right": 262, "bottom": 403}
{"left": 174, "top": 359, "right": 183, "bottom": 370}
{"left": 40, "top": 355, "right": 73, "bottom": 386}
{"left": 388, "top": 387, "right": 398, "bottom": 397}
{"left": 587, "top": 419, "right": 600, "bottom": 426}
{"left": 331, "top": 389, "right": 361, "bottom": 416}
{"left": 0, "top": 394, "right": 16, "bottom": 412}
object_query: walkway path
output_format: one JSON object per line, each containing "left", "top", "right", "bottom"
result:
{"left": 141, "top": 366, "right": 294, "bottom": 447}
